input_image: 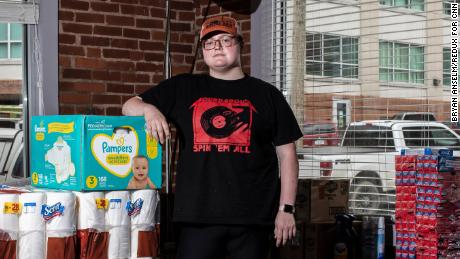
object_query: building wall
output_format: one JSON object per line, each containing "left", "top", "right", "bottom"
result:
{"left": 305, "top": 93, "right": 450, "bottom": 123}
{"left": 58, "top": 0, "right": 251, "bottom": 115}
{"left": 303, "top": 0, "right": 453, "bottom": 124}
{"left": 0, "top": 62, "right": 22, "bottom": 103}
{"left": 0, "top": 63, "right": 22, "bottom": 80}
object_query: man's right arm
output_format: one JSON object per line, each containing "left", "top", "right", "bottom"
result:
{"left": 122, "top": 96, "right": 170, "bottom": 144}
{"left": 122, "top": 96, "right": 148, "bottom": 116}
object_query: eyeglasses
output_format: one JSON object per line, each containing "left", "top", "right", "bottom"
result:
{"left": 202, "top": 36, "right": 237, "bottom": 50}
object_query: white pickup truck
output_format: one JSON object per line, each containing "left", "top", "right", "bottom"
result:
{"left": 298, "top": 120, "right": 460, "bottom": 215}
{"left": 0, "top": 128, "right": 24, "bottom": 183}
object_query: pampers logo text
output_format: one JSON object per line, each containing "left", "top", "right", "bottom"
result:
{"left": 102, "top": 141, "right": 133, "bottom": 154}
{"left": 91, "top": 126, "right": 139, "bottom": 178}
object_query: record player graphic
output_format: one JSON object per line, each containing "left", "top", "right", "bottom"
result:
{"left": 191, "top": 98, "right": 256, "bottom": 146}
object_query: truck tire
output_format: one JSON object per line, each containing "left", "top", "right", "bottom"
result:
{"left": 350, "top": 180, "right": 382, "bottom": 215}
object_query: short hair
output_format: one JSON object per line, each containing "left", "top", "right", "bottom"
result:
{"left": 132, "top": 155, "right": 148, "bottom": 164}
{"left": 236, "top": 35, "right": 244, "bottom": 50}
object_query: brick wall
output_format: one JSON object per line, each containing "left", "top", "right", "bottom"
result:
{"left": 0, "top": 80, "right": 21, "bottom": 95}
{"left": 58, "top": 0, "right": 251, "bottom": 114}
{"left": 0, "top": 80, "right": 21, "bottom": 103}
{"left": 58, "top": 0, "right": 251, "bottom": 191}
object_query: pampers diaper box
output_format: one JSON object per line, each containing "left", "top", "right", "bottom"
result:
{"left": 30, "top": 115, "right": 162, "bottom": 191}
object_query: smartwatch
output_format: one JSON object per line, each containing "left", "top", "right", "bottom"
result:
{"left": 279, "top": 204, "right": 295, "bottom": 214}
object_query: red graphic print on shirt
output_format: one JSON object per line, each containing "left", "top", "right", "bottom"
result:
{"left": 190, "top": 97, "right": 256, "bottom": 153}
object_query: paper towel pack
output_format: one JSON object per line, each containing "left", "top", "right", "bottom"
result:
{"left": 106, "top": 191, "right": 131, "bottom": 259}
{"left": 130, "top": 190, "right": 160, "bottom": 258}
{"left": 0, "top": 193, "right": 19, "bottom": 259}
{"left": 18, "top": 192, "right": 46, "bottom": 259}
{"left": 44, "top": 192, "right": 76, "bottom": 259}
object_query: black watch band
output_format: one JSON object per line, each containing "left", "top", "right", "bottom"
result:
{"left": 279, "top": 204, "right": 295, "bottom": 214}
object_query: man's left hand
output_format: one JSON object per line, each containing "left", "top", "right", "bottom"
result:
{"left": 274, "top": 211, "right": 296, "bottom": 247}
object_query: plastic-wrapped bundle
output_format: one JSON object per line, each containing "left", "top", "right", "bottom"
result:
{"left": 44, "top": 191, "right": 76, "bottom": 259}
{"left": 74, "top": 191, "right": 108, "bottom": 259}
{"left": 0, "top": 193, "right": 20, "bottom": 259}
{"left": 18, "top": 192, "right": 46, "bottom": 259}
{"left": 105, "top": 191, "right": 131, "bottom": 259}
{"left": 130, "top": 190, "right": 160, "bottom": 259}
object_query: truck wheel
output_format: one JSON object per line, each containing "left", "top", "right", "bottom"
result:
{"left": 350, "top": 180, "right": 381, "bottom": 215}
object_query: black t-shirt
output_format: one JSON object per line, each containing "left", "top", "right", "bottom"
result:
{"left": 139, "top": 73, "right": 302, "bottom": 225}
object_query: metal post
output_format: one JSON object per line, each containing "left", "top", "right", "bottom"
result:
{"left": 161, "top": 0, "right": 176, "bottom": 257}
{"left": 164, "top": 0, "right": 171, "bottom": 195}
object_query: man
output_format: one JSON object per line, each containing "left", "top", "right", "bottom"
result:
{"left": 122, "top": 15, "right": 302, "bottom": 259}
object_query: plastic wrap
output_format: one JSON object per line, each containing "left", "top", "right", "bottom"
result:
{"left": 74, "top": 191, "right": 108, "bottom": 259}
{"left": 0, "top": 193, "right": 20, "bottom": 258}
{"left": 44, "top": 191, "right": 76, "bottom": 236}
{"left": 0, "top": 193, "right": 20, "bottom": 239}
{"left": 76, "top": 228, "right": 109, "bottom": 259}
{"left": 0, "top": 183, "right": 31, "bottom": 194}
{"left": 18, "top": 192, "right": 46, "bottom": 259}
{"left": 106, "top": 190, "right": 131, "bottom": 259}
{"left": 74, "top": 191, "right": 106, "bottom": 231}
{"left": 44, "top": 191, "right": 76, "bottom": 259}
{"left": 130, "top": 190, "right": 160, "bottom": 258}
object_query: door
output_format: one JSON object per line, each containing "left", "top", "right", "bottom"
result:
{"left": 333, "top": 99, "right": 351, "bottom": 135}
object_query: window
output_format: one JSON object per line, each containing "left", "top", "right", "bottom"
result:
{"left": 379, "top": 41, "right": 424, "bottom": 84}
{"left": 0, "top": 22, "right": 23, "bottom": 129}
{"left": 342, "top": 125, "right": 395, "bottom": 148}
{"left": 0, "top": 0, "right": 55, "bottom": 181}
{"left": 303, "top": 123, "right": 336, "bottom": 135}
{"left": 380, "top": 0, "right": 425, "bottom": 11}
{"left": 403, "top": 126, "right": 460, "bottom": 149}
{"left": 391, "top": 112, "right": 437, "bottom": 121}
{"left": 443, "top": 47, "right": 451, "bottom": 86}
{"left": 306, "top": 32, "right": 359, "bottom": 79}
{"left": 0, "top": 23, "right": 22, "bottom": 60}
{"left": 0, "top": 21, "right": 24, "bottom": 182}
{"left": 444, "top": 0, "right": 459, "bottom": 15}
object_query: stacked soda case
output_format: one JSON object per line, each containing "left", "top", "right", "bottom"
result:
{"left": 0, "top": 186, "right": 160, "bottom": 259}
{"left": 395, "top": 149, "right": 460, "bottom": 259}
{"left": 415, "top": 153, "right": 440, "bottom": 259}
{"left": 395, "top": 153, "right": 418, "bottom": 259}
{"left": 435, "top": 149, "right": 460, "bottom": 258}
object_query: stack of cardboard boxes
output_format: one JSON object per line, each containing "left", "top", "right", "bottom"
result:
{"left": 276, "top": 179, "right": 349, "bottom": 259}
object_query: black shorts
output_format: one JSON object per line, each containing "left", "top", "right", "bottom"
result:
{"left": 175, "top": 224, "right": 272, "bottom": 259}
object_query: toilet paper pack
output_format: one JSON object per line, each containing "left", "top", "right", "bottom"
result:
{"left": 30, "top": 115, "right": 162, "bottom": 191}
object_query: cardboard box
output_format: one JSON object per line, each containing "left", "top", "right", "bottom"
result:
{"left": 303, "top": 223, "right": 318, "bottom": 259}
{"left": 276, "top": 221, "right": 305, "bottom": 259}
{"left": 303, "top": 223, "right": 336, "bottom": 259}
{"left": 295, "top": 179, "right": 311, "bottom": 221}
{"left": 30, "top": 115, "right": 162, "bottom": 191}
{"left": 310, "top": 179, "right": 349, "bottom": 223}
